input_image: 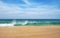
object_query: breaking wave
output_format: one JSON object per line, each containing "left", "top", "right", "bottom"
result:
{"left": 0, "top": 19, "right": 60, "bottom": 26}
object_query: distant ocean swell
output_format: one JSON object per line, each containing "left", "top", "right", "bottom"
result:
{"left": 0, "top": 19, "right": 60, "bottom": 26}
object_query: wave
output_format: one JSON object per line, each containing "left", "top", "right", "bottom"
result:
{"left": 0, "top": 20, "right": 16, "bottom": 26}
{"left": 0, "top": 20, "right": 60, "bottom": 26}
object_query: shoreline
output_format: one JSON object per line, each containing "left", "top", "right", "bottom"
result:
{"left": 0, "top": 24, "right": 60, "bottom": 26}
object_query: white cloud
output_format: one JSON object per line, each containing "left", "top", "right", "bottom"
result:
{"left": 0, "top": 1, "right": 60, "bottom": 19}
{"left": 0, "top": 1, "right": 23, "bottom": 14}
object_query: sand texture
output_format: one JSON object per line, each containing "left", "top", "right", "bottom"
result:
{"left": 0, "top": 26, "right": 60, "bottom": 38}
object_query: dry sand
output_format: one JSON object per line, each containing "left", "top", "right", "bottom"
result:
{"left": 0, "top": 26, "right": 60, "bottom": 38}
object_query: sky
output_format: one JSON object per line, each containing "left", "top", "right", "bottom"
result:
{"left": 0, "top": 0, "right": 60, "bottom": 19}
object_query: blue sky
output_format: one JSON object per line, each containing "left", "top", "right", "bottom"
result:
{"left": 0, "top": 0, "right": 60, "bottom": 19}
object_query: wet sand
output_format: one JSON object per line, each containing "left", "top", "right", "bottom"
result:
{"left": 0, "top": 26, "right": 60, "bottom": 38}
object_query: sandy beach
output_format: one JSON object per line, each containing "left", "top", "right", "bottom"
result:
{"left": 0, "top": 26, "right": 60, "bottom": 38}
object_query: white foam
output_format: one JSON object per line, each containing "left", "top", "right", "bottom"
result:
{"left": 0, "top": 20, "right": 16, "bottom": 26}
{"left": 21, "top": 21, "right": 28, "bottom": 25}
{"left": 0, "top": 24, "right": 14, "bottom": 26}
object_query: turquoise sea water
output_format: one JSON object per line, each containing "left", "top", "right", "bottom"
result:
{"left": 0, "top": 19, "right": 60, "bottom": 26}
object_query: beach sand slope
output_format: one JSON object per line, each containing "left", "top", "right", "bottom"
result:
{"left": 0, "top": 26, "right": 60, "bottom": 38}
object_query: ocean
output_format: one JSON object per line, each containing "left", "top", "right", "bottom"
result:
{"left": 0, "top": 19, "right": 60, "bottom": 26}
